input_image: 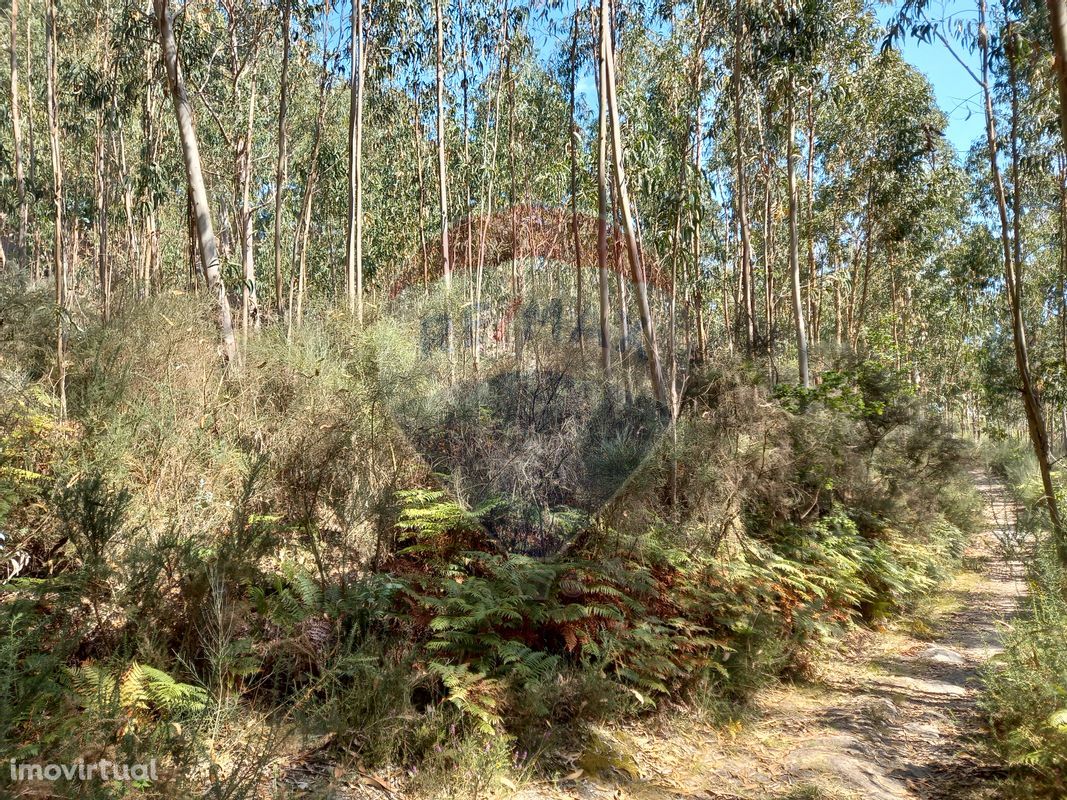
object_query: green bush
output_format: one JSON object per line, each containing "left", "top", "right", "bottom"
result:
{"left": 983, "top": 544, "right": 1067, "bottom": 798}
{"left": 0, "top": 300, "right": 987, "bottom": 796}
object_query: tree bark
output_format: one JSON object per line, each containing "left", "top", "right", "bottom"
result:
{"left": 692, "top": 96, "right": 706, "bottom": 360}
{"left": 762, "top": 148, "right": 774, "bottom": 370}
{"left": 345, "top": 0, "right": 367, "bottom": 323}
{"left": 9, "top": 0, "right": 27, "bottom": 270}
{"left": 413, "top": 80, "right": 429, "bottom": 293}
{"left": 45, "top": 0, "right": 65, "bottom": 416}
{"left": 981, "top": 2, "right": 1065, "bottom": 548}
{"left": 94, "top": 14, "right": 112, "bottom": 322}
{"left": 435, "top": 0, "right": 454, "bottom": 374}
{"left": 569, "top": 3, "right": 584, "bottom": 351}
{"left": 787, "top": 80, "right": 810, "bottom": 387}
{"left": 596, "top": 0, "right": 612, "bottom": 375}
{"left": 601, "top": 0, "right": 666, "bottom": 405}
{"left": 239, "top": 81, "right": 258, "bottom": 331}
{"left": 94, "top": 109, "right": 111, "bottom": 323}
{"left": 1047, "top": 0, "right": 1067, "bottom": 149}
{"left": 273, "top": 0, "right": 290, "bottom": 317}
{"left": 805, "top": 89, "right": 817, "bottom": 333}
{"left": 733, "top": 0, "right": 756, "bottom": 353}
{"left": 435, "top": 0, "right": 450, "bottom": 290}
{"left": 155, "top": 0, "right": 237, "bottom": 364}
{"left": 473, "top": 0, "right": 509, "bottom": 372}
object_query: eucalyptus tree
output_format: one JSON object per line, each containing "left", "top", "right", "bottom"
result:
{"left": 1046, "top": 0, "right": 1067, "bottom": 147}
{"left": 567, "top": 0, "right": 584, "bottom": 348}
{"left": 46, "top": 0, "right": 65, "bottom": 415}
{"left": 274, "top": 0, "right": 292, "bottom": 316}
{"left": 434, "top": 0, "right": 453, "bottom": 372}
{"left": 9, "top": 0, "right": 27, "bottom": 270}
{"left": 595, "top": 0, "right": 612, "bottom": 374}
{"left": 731, "top": 0, "right": 757, "bottom": 353}
{"left": 889, "top": 0, "right": 1065, "bottom": 549}
{"left": 600, "top": 0, "right": 667, "bottom": 404}
{"left": 977, "top": 0, "right": 1063, "bottom": 544}
{"left": 154, "top": 0, "right": 238, "bottom": 364}
{"left": 345, "top": 0, "right": 369, "bottom": 322}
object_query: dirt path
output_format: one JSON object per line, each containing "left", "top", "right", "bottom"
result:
{"left": 523, "top": 473, "right": 1027, "bottom": 800}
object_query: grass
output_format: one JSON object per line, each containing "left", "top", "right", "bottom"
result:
{"left": 978, "top": 441, "right": 1067, "bottom": 799}
{"left": 902, "top": 568, "right": 982, "bottom": 640}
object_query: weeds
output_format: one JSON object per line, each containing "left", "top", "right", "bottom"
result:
{"left": 0, "top": 299, "right": 980, "bottom": 797}
{"left": 981, "top": 443, "right": 1067, "bottom": 798}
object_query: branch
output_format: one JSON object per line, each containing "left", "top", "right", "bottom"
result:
{"left": 925, "top": 12, "right": 985, "bottom": 88}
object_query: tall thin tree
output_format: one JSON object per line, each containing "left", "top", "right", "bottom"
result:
{"left": 274, "top": 0, "right": 291, "bottom": 317}
{"left": 9, "top": 0, "right": 27, "bottom": 270}
{"left": 732, "top": 0, "right": 756, "bottom": 352}
{"left": 435, "top": 0, "right": 454, "bottom": 373}
{"left": 46, "top": 0, "right": 65, "bottom": 415}
{"left": 595, "top": 4, "right": 612, "bottom": 375}
{"left": 787, "top": 75, "right": 809, "bottom": 387}
{"left": 569, "top": 2, "right": 584, "bottom": 351}
{"left": 345, "top": 0, "right": 367, "bottom": 322}
{"left": 155, "top": 0, "right": 238, "bottom": 364}
{"left": 974, "top": 0, "right": 1064, "bottom": 546}
{"left": 601, "top": 0, "right": 666, "bottom": 404}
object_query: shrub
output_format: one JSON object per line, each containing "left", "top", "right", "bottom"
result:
{"left": 983, "top": 544, "right": 1067, "bottom": 798}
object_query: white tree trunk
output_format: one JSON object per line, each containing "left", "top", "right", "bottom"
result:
{"left": 787, "top": 81, "right": 810, "bottom": 388}
{"left": 600, "top": 0, "right": 666, "bottom": 405}
{"left": 155, "top": 0, "right": 237, "bottom": 364}
{"left": 9, "top": 0, "right": 27, "bottom": 269}
{"left": 46, "top": 0, "right": 65, "bottom": 416}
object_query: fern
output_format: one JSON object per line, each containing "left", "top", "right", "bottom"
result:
{"left": 68, "top": 661, "right": 207, "bottom": 721}
{"left": 427, "top": 662, "right": 502, "bottom": 735}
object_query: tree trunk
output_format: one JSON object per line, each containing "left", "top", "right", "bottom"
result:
{"left": 273, "top": 0, "right": 290, "bottom": 317}
{"left": 46, "top": 0, "right": 65, "bottom": 416}
{"left": 94, "top": 109, "right": 111, "bottom": 323}
{"left": 473, "top": 1, "right": 509, "bottom": 372}
{"left": 115, "top": 115, "right": 139, "bottom": 296}
{"left": 595, "top": 0, "right": 612, "bottom": 375}
{"left": 692, "top": 91, "right": 706, "bottom": 360}
{"left": 414, "top": 81, "right": 429, "bottom": 293}
{"left": 141, "top": 52, "right": 162, "bottom": 295}
{"left": 834, "top": 272, "right": 842, "bottom": 348}
{"left": 345, "top": 0, "right": 366, "bottom": 323}
{"left": 155, "top": 0, "right": 237, "bottom": 364}
{"left": 601, "top": 0, "right": 666, "bottom": 405}
{"left": 805, "top": 89, "right": 817, "bottom": 334}
{"left": 435, "top": 0, "right": 450, "bottom": 289}
{"left": 239, "top": 82, "right": 258, "bottom": 331}
{"left": 461, "top": 2, "right": 473, "bottom": 356}
{"left": 733, "top": 0, "right": 756, "bottom": 353}
{"left": 982, "top": 2, "right": 1065, "bottom": 549}
{"left": 787, "top": 80, "right": 810, "bottom": 387}
{"left": 294, "top": 44, "right": 331, "bottom": 326}
{"left": 1047, "top": 0, "right": 1067, "bottom": 150}
{"left": 569, "top": 3, "right": 584, "bottom": 351}
{"left": 762, "top": 153, "right": 774, "bottom": 370}
{"left": 9, "top": 0, "right": 27, "bottom": 270}
{"left": 435, "top": 0, "right": 453, "bottom": 373}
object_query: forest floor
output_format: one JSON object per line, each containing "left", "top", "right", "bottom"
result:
{"left": 512, "top": 473, "right": 1027, "bottom": 800}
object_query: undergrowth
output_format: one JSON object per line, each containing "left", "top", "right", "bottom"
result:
{"left": 0, "top": 294, "right": 980, "bottom": 798}
{"left": 981, "top": 441, "right": 1067, "bottom": 798}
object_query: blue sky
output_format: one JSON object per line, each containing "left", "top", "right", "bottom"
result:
{"left": 553, "top": 0, "right": 987, "bottom": 157}
{"left": 876, "top": 1, "right": 984, "bottom": 157}
{"left": 333, "top": 0, "right": 985, "bottom": 158}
